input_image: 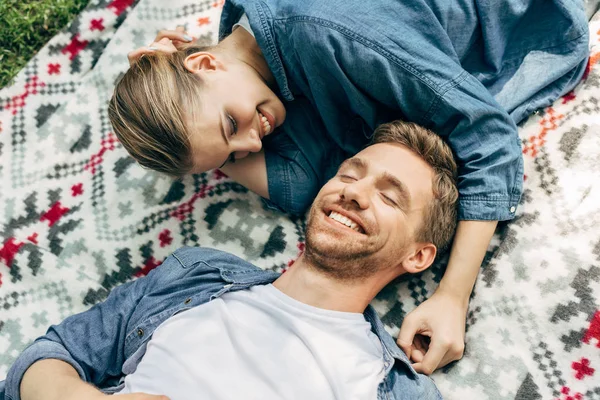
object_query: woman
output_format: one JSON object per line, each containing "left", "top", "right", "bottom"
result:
{"left": 108, "top": 0, "right": 589, "bottom": 374}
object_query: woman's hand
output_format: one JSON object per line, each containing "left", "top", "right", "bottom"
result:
{"left": 127, "top": 26, "right": 194, "bottom": 65}
{"left": 397, "top": 290, "right": 467, "bottom": 375}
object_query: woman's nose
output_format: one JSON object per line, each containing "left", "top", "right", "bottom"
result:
{"left": 232, "top": 128, "right": 263, "bottom": 161}
{"left": 242, "top": 128, "right": 263, "bottom": 153}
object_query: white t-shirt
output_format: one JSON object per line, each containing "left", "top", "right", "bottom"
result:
{"left": 233, "top": 13, "right": 255, "bottom": 37}
{"left": 118, "top": 284, "right": 385, "bottom": 400}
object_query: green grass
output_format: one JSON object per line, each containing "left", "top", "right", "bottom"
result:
{"left": 0, "top": 0, "right": 90, "bottom": 88}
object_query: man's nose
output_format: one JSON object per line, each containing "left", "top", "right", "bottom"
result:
{"left": 340, "top": 179, "right": 370, "bottom": 209}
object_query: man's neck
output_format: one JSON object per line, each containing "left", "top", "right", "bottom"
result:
{"left": 218, "top": 27, "right": 276, "bottom": 87}
{"left": 272, "top": 254, "right": 397, "bottom": 313}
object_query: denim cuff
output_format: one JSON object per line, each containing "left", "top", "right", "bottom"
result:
{"left": 458, "top": 194, "right": 520, "bottom": 221}
{"left": 4, "top": 339, "right": 86, "bottom": 400}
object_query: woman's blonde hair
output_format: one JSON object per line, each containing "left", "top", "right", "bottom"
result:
{"left": 108, "top": 45, "right": 212, "bottom": 177}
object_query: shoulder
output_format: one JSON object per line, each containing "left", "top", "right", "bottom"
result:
{"left": 143, "top": 246, "right": 262, "bottom": 287}
{"left": 170, "top": 246, "right": 258, "bottom": 272}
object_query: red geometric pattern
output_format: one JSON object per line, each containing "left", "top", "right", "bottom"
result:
{"left": 134, "top": 256, "right": 162, "bottom": 277}
{"left": 0, "top": 237, "right": 24, "bottom": 267}
{"left": 90, "top": 18, "right": 105, "bottom": 31}
{"left": 572, "top": 358, "right": 595, "bottom": 380}
{"left": 48, "top": 63, "right": 61, "bottom": 75}
{"left": 3, "top": 76, "right": 46, "bottom": 115}
{"left": 27, "top": 233, "right": 39, "bottom": 244}
{"left": 170, "top": 184, "right": 214, "bottom": 221}
{"left": 62, "top": 34, "right": 90, "bottom": 61}
{"left": 159, "top": 229, "right": 173, "bottom": 247}
{"left": 562, "top": 91, "right": 576, "bottom": 104}
{"left": 522, "top": 108, "right": 564, "bottom": 158}
{"left": 71, "top": 183, "right": 84, "bottom": 197}
{"left": 558, "top": 386, "right": 583, "bottom": 400}
{"left": 40, "top": 202, "right": 70, "bottom": 227}
{"left": 583, "top": 311, "right": 600, "bottom": 348}
{"left": 198, "top": 17, "right": 210, "bottom": 26}
{"left": 84, "top": 133, "right": 118, "bottom": 174}
{"left": 108, "top": 0, "right": 135, "bottom": 16}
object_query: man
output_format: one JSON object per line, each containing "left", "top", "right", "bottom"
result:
{"left": 1, "top": 121, "right": 458, "bottom": 400}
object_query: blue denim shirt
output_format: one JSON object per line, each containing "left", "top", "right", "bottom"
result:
{"left": 219, "top": 0, "right": 589, "bottom": 219}
{"left": 0, "top": 247, "right": 441, "bottom": 400}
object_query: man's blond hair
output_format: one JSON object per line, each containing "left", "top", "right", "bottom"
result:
{"left": 372, "top": 121, "right": 459, "bottom": 251}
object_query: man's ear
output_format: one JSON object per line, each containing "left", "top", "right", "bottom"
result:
{"left": 400, "top": 243, "right": 437, "bottom": 274}
{"left": 184, "top": 52, "right": 220, "bottom": 75}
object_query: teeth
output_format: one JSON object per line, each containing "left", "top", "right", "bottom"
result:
{"left": 328, "top": 211, "right": 362, "bottom": 232}
{"left": 258, "top": 112, "right": 272, "bottom": 135}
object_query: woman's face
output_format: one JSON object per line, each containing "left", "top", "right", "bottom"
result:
{"left": 185, "top": 53, "right": 286, "bottom": 173}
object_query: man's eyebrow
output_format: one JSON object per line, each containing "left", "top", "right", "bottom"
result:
{"left": 340, "top": 157, "right": 411, "bottom": 206}
{"left": 382, "top": 171, "right": 411, "bottom": 207}
{"left": 339, "top": 157, "right": 367, "bottom": 170}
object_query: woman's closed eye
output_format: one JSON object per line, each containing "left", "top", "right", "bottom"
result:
{"left": 227, "top": 114, "right": 238, "bottom": 136}
{"left": 219, "top": 114, "right": 237, "bottom": 168}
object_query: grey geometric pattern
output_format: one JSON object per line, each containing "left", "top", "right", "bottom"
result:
{"left": 0, "top": 2, "right": 599, "bottom": 399}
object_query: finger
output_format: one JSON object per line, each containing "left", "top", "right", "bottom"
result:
{"left": 412, "top": 341, "right": 447, "bottom": 375}
{"left": 146, "top": 41, "right": 178, "bottom": 54}
{"left": 411, "top": 348, "right": 425, "bottom": 363}
{"left": 154, "top": 29, "right": 193, "bottom": 44}
{"left": 157, "top": 37, "right": 174, "bottom": 46}
{"left": 127, "top": 46, "right": 157, "bottom": 65}
{"left": 397, "top": 317, "right": 421, "bottom": 360}
{"left": 414, "top": 335, "right": 429, "bottom": 354}
{"left": 175, "top": 25, "right": 186, "bottom": 32}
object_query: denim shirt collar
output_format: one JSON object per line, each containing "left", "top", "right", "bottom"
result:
{"left": 219, "top": 0, "right": 295, "bottom": 101}
{"left": 174, "top": 247, "right": 417, "bottom": 379}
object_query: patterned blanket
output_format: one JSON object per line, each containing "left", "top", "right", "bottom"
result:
{"left": 1, "top": 1, "right": 599, "bottom": 398}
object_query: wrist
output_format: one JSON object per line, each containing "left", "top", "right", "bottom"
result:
{"left": 436, "top": 282, "right": 471, "bottom": 307}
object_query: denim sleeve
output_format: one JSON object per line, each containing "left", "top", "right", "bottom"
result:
{"left": 431, "top": 73, "right": 524, "bottom": 221}
{"left": 2, "top": 270, "right": 153, "bottom": 400}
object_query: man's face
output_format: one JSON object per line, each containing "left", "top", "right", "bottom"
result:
{"left": 305, "top": 143, "right": 434, "bottom": 280}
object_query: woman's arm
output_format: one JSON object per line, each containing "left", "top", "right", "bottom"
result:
{"left": 397, "top": 220, "right": 497, "bottom": 374}
{"left": 219, "top": 150, "right": 269, "bottom": 199}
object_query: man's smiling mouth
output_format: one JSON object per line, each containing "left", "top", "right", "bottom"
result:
{"left": 327, "top": 210, "right": 365, "bottom": 233}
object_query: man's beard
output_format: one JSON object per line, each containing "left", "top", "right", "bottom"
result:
{"left": 303, "top": 202, "right": 401, "bottom": 282}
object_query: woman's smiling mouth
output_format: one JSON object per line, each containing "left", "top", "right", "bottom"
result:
{"left": 258, "top": 110, "right": 272, "bottom": 136}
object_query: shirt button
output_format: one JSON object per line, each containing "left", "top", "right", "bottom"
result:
{"left": 137, "top": 328, "right": 144, "bottom": 337}
{"left": 184, "top": 298, "right": 192, "bottom": 305}
{"left": 510, "top": 206, "right": 516, "bottom": 213}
